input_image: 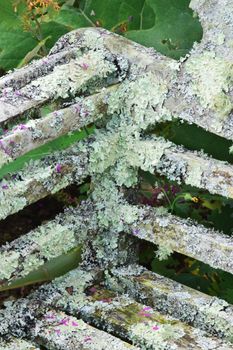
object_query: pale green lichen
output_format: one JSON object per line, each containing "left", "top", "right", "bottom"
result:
{"left": 0, "top": 251, "right": 20, "bottom": 280}
{"left": 130, "top": 321, "right": 185, "bottom": 350}
{"left": 0, "top": 338, "right": 39, "bottom": 350}
{"left": 186, "top": 52, "right": 233, "bottom": 118}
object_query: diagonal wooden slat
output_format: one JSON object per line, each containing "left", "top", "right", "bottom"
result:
{"left": 126, "top": 205, "right": 233, "bottom": 274}
{"left": 0, "top": 49, "right": 127, "bottom": 124}
{"left": 0, "top": 138, "right": 91, "bottom": 220}
{"left": 0, "top": 86, "right": 116, "bottom": 167}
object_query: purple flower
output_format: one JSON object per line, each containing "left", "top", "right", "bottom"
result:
{"left": 1, "top": 184, "right": 8, "bottom": 190}
{"left": 59, "top": 318, "right": 70, "bottom": 326}
{"left": 72, "top": 321, "right": 78, "bottom": 327}
{"left": 152, "top": 325, "right": 159, "bottom": 331}
{"left": 80, "top": 63, "right": 89, "bottom": 70}
{"left": 132, "top": 228, "right": 140, "bottom": 236}
{"left": 55, "top": 164, "right": 62, "bottom": 173}
{"left": 84, "top": 336, "right": 92, "bottom": 342}
{"left": 54, "top": 328, "right": 61, "bottom": 335}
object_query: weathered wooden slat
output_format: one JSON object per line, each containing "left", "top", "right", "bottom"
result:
{"left": 0, "top": 86, "right": 116, "bottom": 167}
{"left": 0, "top": 48, "right": 78, "bottom": 91}
{"left": 138, "top": 138, "right": 233, "bottom": 199}
{"left": 106, "top": 264, "right": 233, "bottom": 340}
{"left": 0, "top": 205, "right": 86, "bottom": 285}
{"left": 1, "top": 268, "right": 232, "bottom": 349}
{"left": 42, "top": 269, "right": 233, "bottom": 349}
{"left": 50, "top": 22, "right": 233, "bottom": 140}
{"left": 35, "top": 310, "right": 137, "bottom": 350}
{"left": 127, "top": 205, "right": 233, "bottom": 274}
{"left": 0, "top": 49, "right": 126, "bottom": 124}
{"left": 0, "top": 338, "right": 39, "bottom": 350}
{"left": 0, "top": 138, "right": 91, "bottom": 220}
{"left": 91, "top": 134, "right": 233, "bottom": 198}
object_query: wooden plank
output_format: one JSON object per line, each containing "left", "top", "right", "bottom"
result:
{"left": 44, "top": 269, "right": 233, "bottom": 349}
{"left": 0, "top": 86, "right": 116, "bottom": 167}
{"left": 35, "top": 310, "right": 137, "bottom": 350}
{"left": 0, "top": 206, "right": 86, "bottom": 285}
{"left": 0, "top": 48, "right": 78, "bottom": 91}
{"left": 0, "top": 49, "right": 126, "bottom": 123}
{"left": 51, "top": 24, "right": 233, "bottom": 140}
{"left": 0, "top": 138, "right": 91, "bottom": 220}
{"left": 106, "top": 264, "right": 233, "bottom": 340}
{"left": 126, "top": 205, "right": 233, "bottom": 274}
{"left": 0, "top": 268, "right": 231, "bottom": 349}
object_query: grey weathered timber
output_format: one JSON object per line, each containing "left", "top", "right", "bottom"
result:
{"left": 106, "top": 264, "right": 233, "bottom": 340}
{"left": 0, "top": 268, "right": 232, "bottom": 350}
{"left": 0, "top": 86, "right": 116, "bottom": 166}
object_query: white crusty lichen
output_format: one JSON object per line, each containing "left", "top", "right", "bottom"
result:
{"left": 130, "top": 321, "right": 185, "bottom": 350}
{"left": 186, "top": 52, "right": 233, "bottom": 118}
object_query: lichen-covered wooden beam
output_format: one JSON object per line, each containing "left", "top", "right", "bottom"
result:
{"left": 167, "top": 0, "right": 233, "bottom": 140}
{"left": 0, "top": 338, "right": 40, "bottom": 350}
{"left": 0, "top": 204, "right": 89, "bottom": 285}
{"left": 0, "top": 47, "right": 78, "bottom": 91}
{"left": 0, "top": 86, "right": 116, "bottom": 167}
{"left": 40, "top": 269, "right": 233, "bottom": 349}
{"left": 1, "top": 268, "right": 231, "bottom": 350}
{"left": 90, "top": 133, "right": 233, "bottom": 198}
{"left": 0, "top": 138, "right": 91, "bottom": 220}
{"left": 136, "top": 138, "right": 233, "bottom": 199}
{"left": 127, "top": 205, "right": 233, "bottom": 274}
{"left": 106, "top": 264, "right": 233, "bottom": 341}
{"left": 0, "top": 49, "right": 128, "bottom": 124}
{"left": 34, "top": 310, "right": 137, "bottom": 350}
{"left": 50, "top": 9, "right": 233, "bottom": 141}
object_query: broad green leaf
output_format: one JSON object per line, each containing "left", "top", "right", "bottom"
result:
{"left": 125, "top": 0, "right": 203, "bottom": 59}
{"left": 0, "top": 245, "right": 82, "bottom": 291}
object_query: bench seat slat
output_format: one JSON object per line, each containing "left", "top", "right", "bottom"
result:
{"left": 107, "top": 264, "right": 233, "bottom": 340}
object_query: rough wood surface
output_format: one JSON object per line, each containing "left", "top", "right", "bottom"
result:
{"left": 0, "top": 268, "right": 232, "bottom": 350}
{"left": 106, "top": 264, "right": 233, "bottom": 340}
{"left": 127, "top": 205, "right": 233, "bottom": 274}
{"left": 0, "top": 138, "right": 91, "bottom": 220}
{"left": 0, "top": 86, "right": 116, "bottom": 167}
{"left": 50, "top": 0, "right": 233, "bottom": 141}
{"left": 0, "top": 49, "right": 127, "bottom": 124}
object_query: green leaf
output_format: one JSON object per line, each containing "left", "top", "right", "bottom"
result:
{"left": 0, "top": 245, "right": 82, "bottom": 291}
{"left": 125, "top": 0, "right": 203, "bottom": 59}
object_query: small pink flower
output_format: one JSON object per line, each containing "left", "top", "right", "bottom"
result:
{"left": 152, "top": 325, "right": 159, "bottom": 331}
{"left": 59, "top": 318, "right": 70, "bottom": 326}
{"left": 143, "top": 307, "right": 152, "bottom": 311}
{"left": 1, "top": 184, "right": 8, "bottom": 190}
{"left": 54, "top": 328, "right": 61, "bottom": 335}
{"left": 84, "top": 336, "right": 92, "bottom": 342}
{"left": 72, "top": 321, "right": 78, "bottom": 327}
{"left": 55, "top": 164, "right": 62, "bottom": 173}
{"left": 80, "top": 63, "right": 89, "bottom": 70}
{"left": 18, "top": 124, "right": 28, "bottom": 130}
{"left": 89, "top": 287, "right": 97, "bottom": 293}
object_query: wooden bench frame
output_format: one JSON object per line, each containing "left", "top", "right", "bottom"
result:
{"left": 0, "top": 0, "right": 233, "bottom": 348}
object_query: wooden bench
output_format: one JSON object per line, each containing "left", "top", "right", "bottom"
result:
{"left": 0, "top": 0, "right": 233, "bottom": 348}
